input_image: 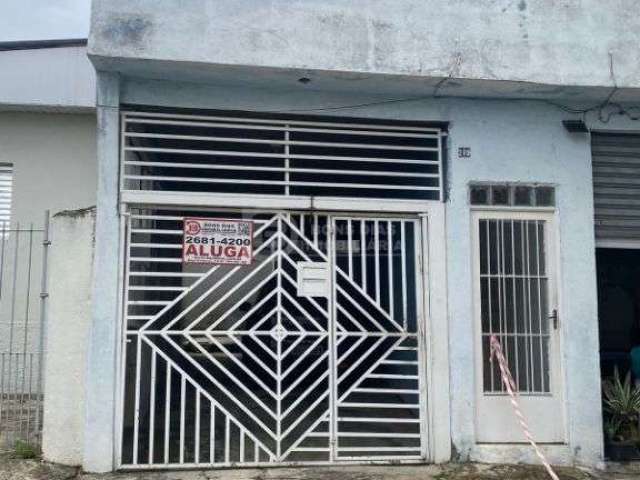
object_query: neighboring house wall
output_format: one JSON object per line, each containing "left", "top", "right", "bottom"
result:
{"left": 0, "top": 46, "right": 95, "bottom": 110}
{"left": 0, "top": 112, "right": 97, "bottom": 364}
{"left": 0, "top": 112, "right": 97, "bottom": 226}
{"left": 0, "top": 39, "right": 99, "bottom": 450}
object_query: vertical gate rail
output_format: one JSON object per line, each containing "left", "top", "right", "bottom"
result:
{"left": 0, "top": 211, "right": 50, "bottom": 452}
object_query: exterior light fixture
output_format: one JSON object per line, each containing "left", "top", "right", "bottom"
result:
{"left": 562, "top": 120, "right": 589, "bottom": 133}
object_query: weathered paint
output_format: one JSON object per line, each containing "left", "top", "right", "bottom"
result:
{"left": 82, "top": 72, "right": 121, "bottom": 473}
{"left": 67, "top": 74, "right": 627, "bottom": 469}
{"left": 42, "top": 208, "right": 96, "bottom": 466}
{"left": 73, "top": 1, "right": 640, "bottom": 469}
{"left": 89, "top": 0, "right": 640, "bottom": 90}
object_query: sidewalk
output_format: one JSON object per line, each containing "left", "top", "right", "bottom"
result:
{"left": 1, "top": 456, "right": 639, "bottom": 480}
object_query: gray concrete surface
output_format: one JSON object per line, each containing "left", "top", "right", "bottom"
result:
{"left": 89, "top": 0, "right": 640, "bottom": 91}
{"left": 79, "top": 79, "right": 613, "bottom": 470}
{"left": 2, "top": 454, "right": 640, "bottom": 480}
{"left": 0, "top": 46, "right": 95, "bottom": 110}
{"left": 42, "top": 208, "right": 96, "bottom": 466}
{"left": 82, "top": 72, "right": 121, "bottom": 473}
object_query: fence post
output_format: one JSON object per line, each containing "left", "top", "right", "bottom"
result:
{"left": 34, "top": 211, "right": 50, "bottom": 445}
{"left": 0, "top": 216, "right": 48, "bottom": 452}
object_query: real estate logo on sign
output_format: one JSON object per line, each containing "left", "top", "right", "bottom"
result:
{"left": 183, "top": 218, "right": 253, "bottom": 265}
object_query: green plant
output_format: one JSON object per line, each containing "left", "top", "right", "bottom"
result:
{"left": 602, "top": 367, "right": 640, "bottom": 442}
{"left": 604, "top": 417, "right": 623, "bottom": 441}
{"left": 13, "top": 440, "right": 38, "bottom": 459}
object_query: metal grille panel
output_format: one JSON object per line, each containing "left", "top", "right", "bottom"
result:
{"left": 120, "top": 209, "right": 427, "bottom": 468}
{"left": 121, "top": 112, "right": 443, "bottom": 202}
{"left": 592, "top": 132, "right": 640, "bottom": 241}
{"left": 478, "top": 219, "right": 550, "bottom": 394}
{"left": 0, "top": 164, "right": 13, "bottom": 226}
{"left": 333, "top": 218, "right": 424, "bottom": 460}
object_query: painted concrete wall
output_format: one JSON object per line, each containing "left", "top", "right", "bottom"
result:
{"left": 0, "top": 112, "right": 97, "bottom": 358}
{"left": 0, "top": 47, "right": 96, "bottom": 110}
{"left": 89, "top": 0, "right": 640, "bottom": 89}
{"left": 445, "top": 102, "right": 602, "bottom": 466}
{"left": 83, "top": 74, "right": 121, "bottom": 473}
{"left": 0, "top": 112, "right": 97, "bottom": 226}
{"left": 73, "top": 76, "right": 627, "bottom": 469}
{"left": 42, "top": 208, "right": 95, "bottom": 466}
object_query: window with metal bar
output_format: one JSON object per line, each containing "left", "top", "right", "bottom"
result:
{"left": 0, "top": 164, "right": 14, "bottom": 228}
{"left": 121, "top": 111, "right": 443, "bottom": 201}
{"left": 478, "top": 218, "right": 551, "bottom": 394}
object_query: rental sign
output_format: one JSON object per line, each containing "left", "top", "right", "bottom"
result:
{"left": 182, "top": 218, "right": 254, "bottom": 265}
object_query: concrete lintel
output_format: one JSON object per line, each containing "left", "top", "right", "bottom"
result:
{"left": 96, "top": 71, "right": 120, "bottom": 109}
{"left": 91, "top": 54, "right": 640, "bottom": 106}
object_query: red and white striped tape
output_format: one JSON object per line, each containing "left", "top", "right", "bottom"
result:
{"left": 489, "top": 335, "right": 560, "bottom": 480}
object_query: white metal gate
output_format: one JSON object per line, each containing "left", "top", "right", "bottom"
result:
{"left": 119, "top": 208, "right": 427, "bottom": 468}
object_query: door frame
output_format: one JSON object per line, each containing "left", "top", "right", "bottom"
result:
{"left": 113, "top": 203, "right": 450, "bottom": 469}
{"left": 470, "top": 208, "right": 566, "bottom": 444}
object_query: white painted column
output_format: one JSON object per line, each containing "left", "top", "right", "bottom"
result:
{"left": 557, "top": 162, "right": 605, "bottom": 467}
{"left": 82, "top": 72, "right": 121, "bottom": 473}
{"left": 42, "top": 208, "right": 96, "bottom": 466}
{"left": 421, "top": 205, "right": 451, "bottom": 463}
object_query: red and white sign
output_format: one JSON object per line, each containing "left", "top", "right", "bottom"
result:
{"left": 182, "top": 218, "right": 253, "bottom": 265}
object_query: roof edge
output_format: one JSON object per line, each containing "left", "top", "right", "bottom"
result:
{"left": 0, "top": 103, "right": 95, "bottom": 114}
{"left": 0, "top": 38, "right": 88, "bottom": 52}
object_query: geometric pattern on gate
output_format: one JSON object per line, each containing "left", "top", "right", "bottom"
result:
{"left": 121, "top": 211, "right": 425, "bottom": 467}
{"left": 332, "top": 218, "right": 423, "bottom": 460}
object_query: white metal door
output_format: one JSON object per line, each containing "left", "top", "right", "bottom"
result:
{"left": 472, "top": 211, "right": 564, "bottom": 443}
{"left": 118, "top": 209, "right": 428, "bottom": 468}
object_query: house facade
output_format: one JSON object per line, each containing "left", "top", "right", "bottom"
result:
{"left": 29, "top": 0, "right": 640, "bottom": 473}
{"left": 0, "top": 39, "right": 96, "bottom": 235}
{"left": 0, "top": 40, "right": 97, "bottom": 453}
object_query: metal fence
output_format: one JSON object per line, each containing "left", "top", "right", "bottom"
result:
{"left": 0, "top": 212, "right": 50, "bottom": 451}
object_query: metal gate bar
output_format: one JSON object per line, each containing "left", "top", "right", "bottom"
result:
{"left": 332, "top": 218, "right": 424, "bottom": 461}
{"left": 0, "top": 212, "right": 50, "bottom": 451}
{"left": 119, "top": 208, "right": 427, "bottom": 468}
{"left": 121, "top": 111, "right": 443, "bottom": 202}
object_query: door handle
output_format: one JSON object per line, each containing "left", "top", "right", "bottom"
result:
{"left": 549, "top": 309, "right": 559, "bottom": 330}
